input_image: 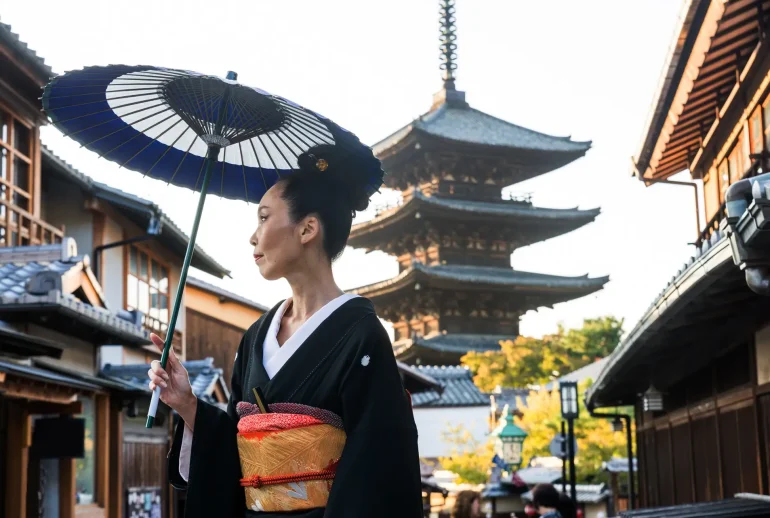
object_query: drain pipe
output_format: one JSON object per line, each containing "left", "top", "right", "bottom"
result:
{"left": 93, "top": 215, "right": 162, "bottom": 281}
{"left": 589, "top": 409, "right": 636, "bottom": 510}
{"left": 632, "top": 160, "right": 701, "bottom": 239}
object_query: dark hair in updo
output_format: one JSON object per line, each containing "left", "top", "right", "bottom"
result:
{"left": 278, "top": 144, "right": 383, "bottom": 262}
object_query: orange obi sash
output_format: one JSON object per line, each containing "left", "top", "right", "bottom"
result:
{"left": 236, "top": 403, "right": 346, "bottom": 512}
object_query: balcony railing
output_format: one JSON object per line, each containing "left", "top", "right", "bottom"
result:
{"left": 0, "top": 198, "right": 65, "bottom": 246}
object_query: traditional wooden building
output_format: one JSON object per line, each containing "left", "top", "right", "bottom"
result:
{"left": 350, "top": 1, "right": 607, "bottom": 366}
{"left": 0, "top": 20, "right": 236, "bottom": 518}
{"left": 587, "top": 0, "right": 770, "bottom": 512}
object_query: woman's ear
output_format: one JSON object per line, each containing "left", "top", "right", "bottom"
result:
{"left": 298, "top": 214, "right": 320, "bottom": 245}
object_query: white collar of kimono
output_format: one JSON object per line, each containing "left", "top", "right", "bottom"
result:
{"left": 263, "top": 293, "right": 359, "bottom": 379}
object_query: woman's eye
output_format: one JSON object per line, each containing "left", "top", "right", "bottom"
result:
{"left": 259, "top": 215, "right": 267, "bottom": 222}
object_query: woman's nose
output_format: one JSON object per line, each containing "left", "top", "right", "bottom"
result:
{"left": 249, "top": 231, "right": 257, "bottom": 247}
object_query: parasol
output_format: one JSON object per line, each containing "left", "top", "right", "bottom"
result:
{"left": 41, "top": 65, "right": 383, "bottom": 427}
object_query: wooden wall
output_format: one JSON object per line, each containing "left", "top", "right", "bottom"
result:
{"left": 185, "top": 309, "right": 245, "bottom": 389}
{"left": 635, "top": 341, "right": 767, "bottom": 507}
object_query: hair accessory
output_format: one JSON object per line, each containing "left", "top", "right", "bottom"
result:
{"left": 316, "top": 159, "right": 329, "bottom": 172}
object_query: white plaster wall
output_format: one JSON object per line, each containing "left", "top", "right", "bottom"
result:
{"left": 101, "top": 215, "right": 124, "bottom": 311}
{"left": 41, "top": 177, "right": 93, "bottom": 256}
{"left": 413, "top": 405, "right": 490, "bottom": 458}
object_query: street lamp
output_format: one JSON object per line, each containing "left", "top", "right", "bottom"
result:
{"left": 611, "top": 417, "right": 624, "bottom": 433}
{"left": 559, "top": 381, "right": 579, "bottom": 504}
{"left": 491, "top": 405, "right": 527, "bottom": 470}
{"left": 559, "top": 381, "right": 579, "bottom": 419}
{"left": 642, "top": 385, "right": 664, "bottom": 412}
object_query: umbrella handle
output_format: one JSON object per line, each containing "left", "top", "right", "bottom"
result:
{"left": 146, "top": 145, "right": 221, "bottom": 428}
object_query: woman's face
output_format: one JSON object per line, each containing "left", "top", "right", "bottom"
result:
{"left": 249, "top": 183, "right": 307, "bottom": 281}
{"left": 471, "top": 497, "right": 480, "bottom": 516}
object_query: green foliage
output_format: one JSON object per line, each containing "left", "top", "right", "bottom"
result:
{"left": 461, "top": 316, "right": 624, "bottom": 391}
{"left": 438, "top": 424, "right": 495, "bottom": 484}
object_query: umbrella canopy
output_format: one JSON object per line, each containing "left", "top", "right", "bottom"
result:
{"left": 42, "top": 65, "right": 382, "bottom": 203}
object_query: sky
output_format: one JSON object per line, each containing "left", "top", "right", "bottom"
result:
{"left": 3, "top": 0, "right": 697, "bottom": 339}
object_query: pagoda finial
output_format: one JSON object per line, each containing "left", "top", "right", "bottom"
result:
{"left": 439, "top": 0, "right": 458, "bottom": 90}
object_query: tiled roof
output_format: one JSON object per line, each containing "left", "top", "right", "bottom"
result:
{"left": 521, "top": 483, "right": 610, "bottom": 504}
{"left": 41, "top": 146, "right": 230, "bottom": 279}
{"left": 186, "top": 277, "right": 268, "bottom": 312}
{"left": 513, "top": 466, "right": 562, "bottom": 485}
{"left": 619, "top": 496, "right": 770, "bottom": 517}
{"left": 543, "top": 357, "right": 610, "bottom": 391}
{"left": 410, "top": 365, "right": 488, "bottom": 408}
{"left": 586, "top": 231, "right": 731, "bottom": 407}
{"left": 603, "top": 457, "right": 637, "bottom": 473}
{"left": 101, "top": 357, "right": 228, "bottom": 403}
{"left": 0, "top": 20, "right": 52, "bottom": 83}
{"left": 410, "top": 334, "right": 506, "bottom": 355}
{"left": 0, "top": 242, "right": 148, "bottom": 345}
{"left": 412, "top": 191, "right": 600, "bottom": 220}
{"left": 491, "top": 387, "right": 530, "bottom": 413}
{"left": 374, "top": 103, "right": 591, "bottom": 155}
{"left": 0, "top": 359, "right": 102, "bottom": 392}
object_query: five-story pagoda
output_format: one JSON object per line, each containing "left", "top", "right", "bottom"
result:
{"left": 351, "top": 1, "right": 608, "bottom": 365}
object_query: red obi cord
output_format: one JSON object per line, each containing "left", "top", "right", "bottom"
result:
{"left": 240, "top": 460, "right": 339, "bottom": 489}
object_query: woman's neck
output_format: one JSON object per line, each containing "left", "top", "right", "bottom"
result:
{"left": 285, "top": 263, "right": 343, "bottom": 322}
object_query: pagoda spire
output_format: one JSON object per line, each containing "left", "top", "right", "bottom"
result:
{"left": 433, "top": 0, "right": 468, "bottom": 109}
{"left": 439, "top": 0, "right": 458, "bottom": 90}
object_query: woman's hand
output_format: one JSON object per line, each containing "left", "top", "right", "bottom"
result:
{"left": 148, "top": 333, "right": 197, "bottom": 424}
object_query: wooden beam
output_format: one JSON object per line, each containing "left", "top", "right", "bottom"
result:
{"left": 25, "top": 401, "right": 82, "bottom": 415}
{"left": 59, "top": 458, "right": 77, "bottom": 518}
{"left": 5, "top": 401, "right": 29, "bottom": 518}
{"left": 95, "top": 395, "right": 110, "bottom": 510}
{"left": 107, "top": 399, "right": 123, "bottom": 518}
{"left": 0, "top": 379, "right": 78, "bottom": 404}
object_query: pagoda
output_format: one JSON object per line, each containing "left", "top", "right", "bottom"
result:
{"left": 351, "top": 0, "right": 608, "bottom": 365}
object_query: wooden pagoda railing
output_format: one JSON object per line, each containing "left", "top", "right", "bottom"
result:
{"left": 0, "top": 198, "right": 64, "bottom": 246}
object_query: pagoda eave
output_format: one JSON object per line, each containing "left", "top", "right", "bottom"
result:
{"left": 394, "top": 333, "right": 506, "bottom": 366}
{"left": 349, "top": 193, "right": 600, "bottom": 249}
{"left": 351, "top": 264, "right": 609, "bottom": 304}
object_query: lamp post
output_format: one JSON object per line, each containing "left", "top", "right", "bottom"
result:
{"left": 559, "top": 381, "right": 579, "bottom": 504}
{"left": 491, "top": 405, "right": 528, "bottom": 471}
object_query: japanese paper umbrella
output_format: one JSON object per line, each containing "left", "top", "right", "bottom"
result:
{"left": 41, "top": 65, "right": 383, "bottom": 428}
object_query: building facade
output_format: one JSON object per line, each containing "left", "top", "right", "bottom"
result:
{"left": 588, "top": 0, "right": 770, "bottom": 511}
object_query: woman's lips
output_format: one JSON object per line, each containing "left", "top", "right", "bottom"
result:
{"left": 254, "top": 254, "right": 264, "bottom": 263}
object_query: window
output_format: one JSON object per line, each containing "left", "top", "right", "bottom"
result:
{"left": 704, "top": 169, "right": 720, "bottom": 223}
{"left": 127, "top": 246, "right": 170, "bottom": 333}
{"left": 0, "top": 106, "right": 35, "bottom": 245}
{"left": 728, "top": 140, "right": 743, "bottom": 185}
{"left": 719, "top": 159, "right": 730, "bottom": 199}
{"left": 763, "top": 98, "right": 770, "bottom": 149}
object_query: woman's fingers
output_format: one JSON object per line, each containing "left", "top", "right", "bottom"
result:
{"left": 148, "top": 371, "right": 167, "bottom": 388}
{"left": 150, "top": 361, "right": 169, "bottom": 381}
{"left": 150, "top": 333, "right": 165, "bottom": 351}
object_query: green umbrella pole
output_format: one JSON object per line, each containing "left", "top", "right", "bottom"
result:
{"left": 147, "top": 145, "right": 221, "bottom": 428}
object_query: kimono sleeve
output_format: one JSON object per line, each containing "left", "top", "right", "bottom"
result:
{"left": 324, "top": 314, "right": 424, "bottom": 518}
{"left": 167, "top": 333, "right": 249, "bottom": 518}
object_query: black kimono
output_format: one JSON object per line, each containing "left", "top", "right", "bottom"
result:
{"left": 168, "top": 297, "right": 423, "bottom": 517}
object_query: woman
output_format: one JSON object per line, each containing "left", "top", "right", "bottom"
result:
{"left": 452, "top": 490, "right": 481, "bottom": 518}
{"left": 147, "top": 145, "right": 423, "bottom": 517}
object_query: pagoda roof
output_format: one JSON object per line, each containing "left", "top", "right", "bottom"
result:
{"left": 349, "top": 190, "right": 600, "bottom": 248}
{"left": 352, "top": 262, "right": 608, "bottom": 302}
{"left": 375, "top": 102, "right": 591, "bottom": 156}
{"left": 395, "top": 333, "right": 505, "bottom": 366}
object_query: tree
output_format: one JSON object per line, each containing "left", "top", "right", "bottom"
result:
{"left": 515, "top": 380, "right": 634, "bottom": 482}
{"left": 438, "top": 424, "right": 495, "bottom": 484}
{"left": 461, "top": 316, "right": 624, "bottom": 391}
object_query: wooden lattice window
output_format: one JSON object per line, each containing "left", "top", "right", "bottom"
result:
{"left": 0, "top": 106, "right": 34, "bottom": 245}
{"left": 127, "top": 246, "right": 170, "bottom": 335}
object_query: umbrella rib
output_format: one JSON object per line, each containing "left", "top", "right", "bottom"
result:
{"left": 254, "top": 135, "right": 282, "bottom": 178}
{"left": 274, "top": 128, "right": 307, "bottom": 156}
{"left": 119, "top": 116, "right": 185, "bottom": 168}
{"left": 288, "top": 117, "right": 334, "bottom": 145}
{"left": 238, "top": 142, "right": 251, "bottom": 204}
{"left": 50, "top": 81, "right": 167, "bottom": 89}
{"left": 78, "top": 106, "right": 173, "bottom": 150}
{"left": 145, "top": 125, "right": 192, "bottom": 177}
{"left": 53, "top": 91, "right": 158, "bottom": 110}
{"left": 174, "top": 79, "right": 204, "bottom": 137}
{"left": 44, "top": 87, "right": 159, "bottom": 100}
{"left": 286, "top": 120, "right": 328, "bottom": 147}
{"left": 264, "top": 132, "right": 296, "bottom": 170}
{"left": 191, "top": 150, "right": 208, "bottom": 191}
{"left": 97, "top": 109, "right": 177, "bottom": 159}
{"left": 280, "top": 104, "right": 331, "bottom": 134}
{"left": 169, "top": 135, "right": 202, "bottom": 186}
{"left": 51, "top": 99, "right": 167, "bottom": 125}
{"left": 248, "top": 139, "right": 270, "bottom": 191}
{"left": 281, "top": 125, "right": 316, "bottom": 150}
